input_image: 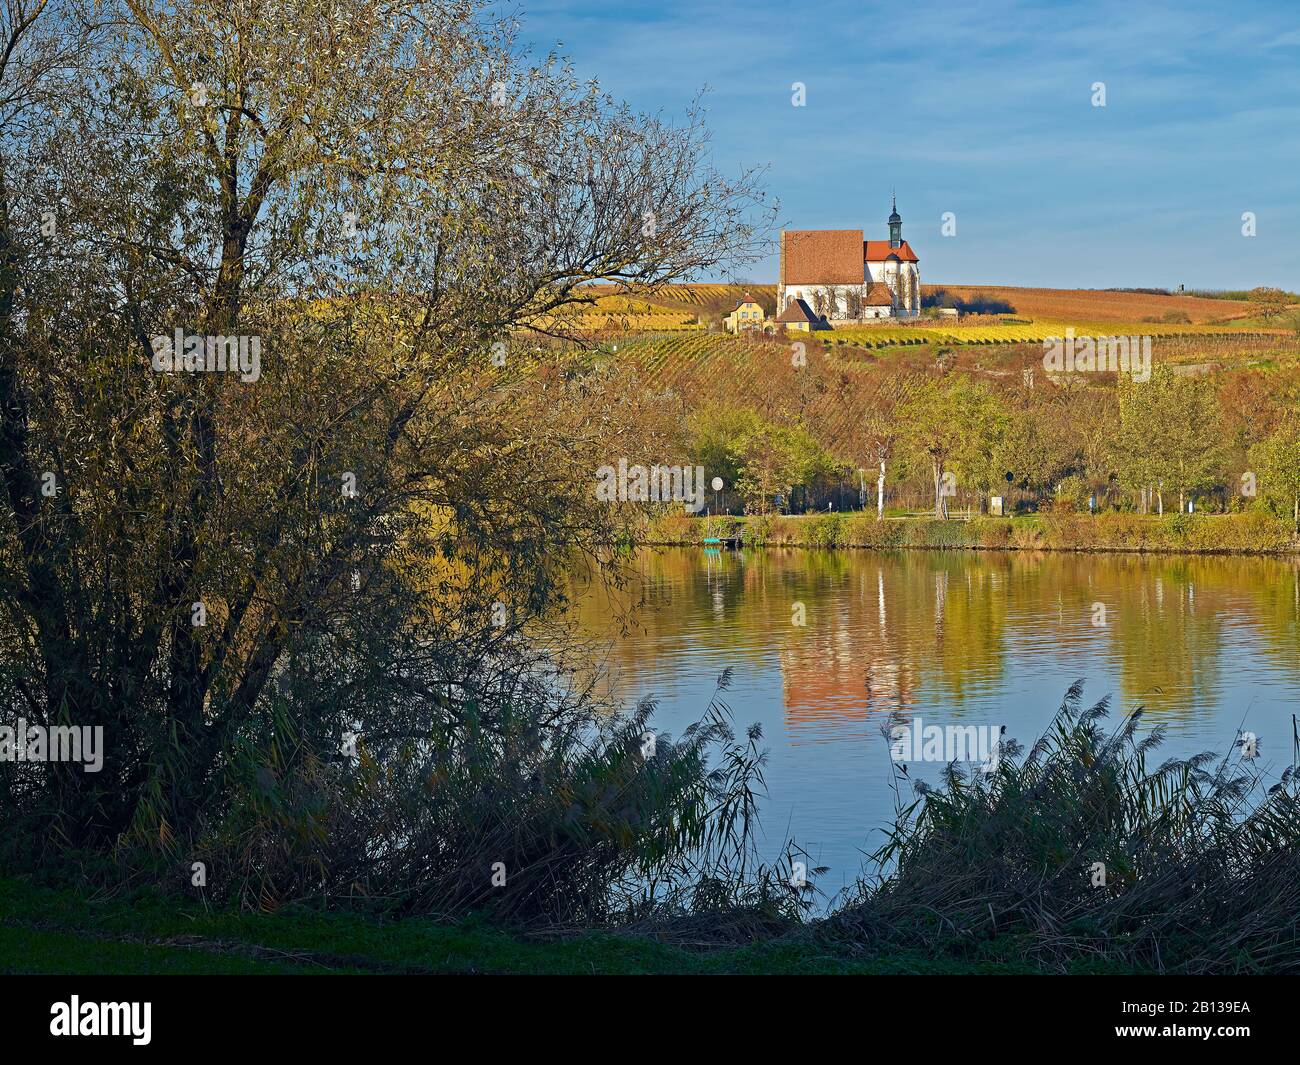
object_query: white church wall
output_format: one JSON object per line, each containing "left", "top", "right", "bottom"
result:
{"left": 778, "top": 283, "right": 864, "bottom": 320}
{"left": 861, "top": 261, "right": 922, "bottom": 316}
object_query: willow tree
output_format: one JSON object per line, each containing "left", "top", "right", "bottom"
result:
{"left": 0, "top": 0, "right": 769, "bottom": 856}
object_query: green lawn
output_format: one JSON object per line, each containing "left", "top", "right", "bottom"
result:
{"left": 0, "top": 876, "right": 1062, "bottom": 975}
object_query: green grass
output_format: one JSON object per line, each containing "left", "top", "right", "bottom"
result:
{"left": 0, "top": 876, "right": 1066, "bottom": 975}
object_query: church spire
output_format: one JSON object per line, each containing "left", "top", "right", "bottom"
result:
{"left": 888, "top": 192, "right": 902, "bottom": 248}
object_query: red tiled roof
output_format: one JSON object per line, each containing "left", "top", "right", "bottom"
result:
{"left": 780, "top": 230, "right": 865, "bottom": 285}
{"left": 775, "top": 297, "right": 820, "bottom": 324}
{"left": 864, "top": 240, "right": 918, "bottom": 263}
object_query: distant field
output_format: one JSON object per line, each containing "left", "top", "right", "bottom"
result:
{"left": 925, "top": 284, "right": 1260, "bottom": 323}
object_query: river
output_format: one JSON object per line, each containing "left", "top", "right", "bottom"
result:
{"left": 570, "top": 546, "right": 1300, "bottom": 895}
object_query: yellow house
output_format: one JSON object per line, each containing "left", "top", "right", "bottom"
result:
{"left": 724, "top": 292, "right": 767, "bottom": 333}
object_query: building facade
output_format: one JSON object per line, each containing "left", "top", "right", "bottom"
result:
{"left": 723, "top": 293, "right": 769, "bottom": 333}
{"left": 776, "top": 198, "right": 921, "bottom": 322}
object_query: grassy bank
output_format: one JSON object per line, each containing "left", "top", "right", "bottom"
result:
{"left": 0, "top": 877, "right": 1075, "bottom": 975}
{"left": 647, "top": 510, "right": 1298, "bottom": 554}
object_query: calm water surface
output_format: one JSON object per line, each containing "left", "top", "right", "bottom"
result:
{"left": 570, "top": 547, "right": 1300, "bottom": 893}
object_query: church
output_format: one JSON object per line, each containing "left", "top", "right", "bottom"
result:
{"left": 776, "top": 198, "right": 921, "bottom": 323}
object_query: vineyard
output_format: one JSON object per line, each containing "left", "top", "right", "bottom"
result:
{"left": 816, "top": 319, "right": 1285, "bottom": 349}
{"left": 579, "top": 283, "right": 768, "bottom": 309}
{"left": 577, "top": 332, "right": 886, "bottom": 463}
{"left": 531, "top": 282, "right": 1295, "bottom": 340}
{"left": 604, "top": 332, "right": 782, "bottom": 384}
{"left": 520, "top": 280, "right": 1300, "bottom": 348}
{"left": 570, "top": 282, "right": 1273, "bottom": 322}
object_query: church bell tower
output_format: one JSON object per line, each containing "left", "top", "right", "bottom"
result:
{"left": 888, "top": 192, "right": 902, "bottom": 249}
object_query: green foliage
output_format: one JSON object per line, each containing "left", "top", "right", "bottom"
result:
{"left": 1114, "top": 367, "right": 1225, "bottom": 504}
{"left": 899, "top": 377, "right": 1010, "bottom": 514}
{"left": 9, "top": 684, "right": 1300, "bottom": 973}
{"left": 649, "top": 512, "right": 1296, "bottom": 553}
{"left": 1054, "top": 474, "right": 1090, "bottom": 511}
{"left": 1248, "top": 420, "right": 1300, "bottom": 526}
{"left": 800, "top": 512, "right": 844, "bottom": 548}
{"left": 686, "top": 405, "right": 764, "bottom": 490}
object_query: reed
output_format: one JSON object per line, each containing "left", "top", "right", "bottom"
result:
{"left": 823, "top": 681, "right": 1300, "bottom": 973}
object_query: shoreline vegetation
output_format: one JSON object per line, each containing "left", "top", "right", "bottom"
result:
{"left": 5, "top": 683, "right": 1295, "bottom": 975}
{"left": 643, "top": 510, "right": 1300, "bottom": 555}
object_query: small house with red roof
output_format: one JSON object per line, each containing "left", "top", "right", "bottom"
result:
{"left": 776, "top": 196, "right": 921, "bottom": 322}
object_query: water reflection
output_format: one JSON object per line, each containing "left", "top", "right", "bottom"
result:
{"left": 570, "top": 548, "right": 1300, "bottom": 883}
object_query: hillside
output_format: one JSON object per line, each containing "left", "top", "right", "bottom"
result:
{"left": 928, "top": 285, "right": 1260, "bottom": 323}
{"left": 570, "top": 283, "right": 1281, "bottom": 328}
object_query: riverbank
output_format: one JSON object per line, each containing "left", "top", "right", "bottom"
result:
{"left": 0, "top": 877, "right": 1089, "bottom": 975}
{"left": 647, "top": 510, "right": 1299, "bottom": 554}
{"left": 5, "top": 683, "right": 1295, "bottom": 975}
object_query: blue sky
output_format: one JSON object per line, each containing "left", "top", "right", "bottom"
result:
{"left": 513, "top": 0, "right": 1300, "bottom": 290}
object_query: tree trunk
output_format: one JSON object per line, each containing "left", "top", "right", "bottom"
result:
{"left": 877, "top": 460, "right": 885, "bottom": 520}
{"left": 932, "top": 462, "right": 943, "bottom": 519}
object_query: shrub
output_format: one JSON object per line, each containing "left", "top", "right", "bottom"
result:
{"left": 900, "top": 519, "right": 971, "bottom": 549}
{"left": 1055, "top": 475, "right": 1090, "bottom": 512}
{"left": 701, "top": 515, "right": 740, "bottom": 541}
{"left": 971, "top": 516, "right": 1013, "bottom": 548}
{"left": 802, "top": 512, "right": 845, "bottom": 548}
{"left": 826, "top": 683, "right": 1300, "bottom": 973}
{"left": 1010, "top": 519, "right": 1046, "bottom": 550}
{"left": 769, "top": 515, "right": 804, "bottom": 543}
{"left": 647, "top": 510, "right": 699, "bottom": 544}
{"left": 1038, "top": 512, "right": 1085, "bottom": 546}
{"left": 67, "top": 671, "right": 806, "bottom": 929}
{"left": 1159, "top": 512, "right": 1199, "bottom": 544}
{"left": 1187, "top": 511, "right": 1293, "bottom": 552}
{"left": 842, "top": 514, "right": 905, "bottom": 548}
{"left": 740, "top": 514, "right": 775, "bottom": 546}
{"left": 1093, "top": 511, "right": 1155, "bottom": 549}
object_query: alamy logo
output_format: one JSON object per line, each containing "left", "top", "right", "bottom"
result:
{"left": 151, "top": 327, "right": 262, "bottom": 383}
{"left": 0, "top": 719, "right": 103, "bottom": 772}
{"left": 1043, "top": 329, "right": 1151, "bottom": 383}
{"left": 890, "top": 716, "right": 1003, "bottom": 773}
{"left": 595, "top": 460, "right": 706, "bottom": 513}
{"left": 50, "top": 997, "right": 151, "bottom": 1045}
